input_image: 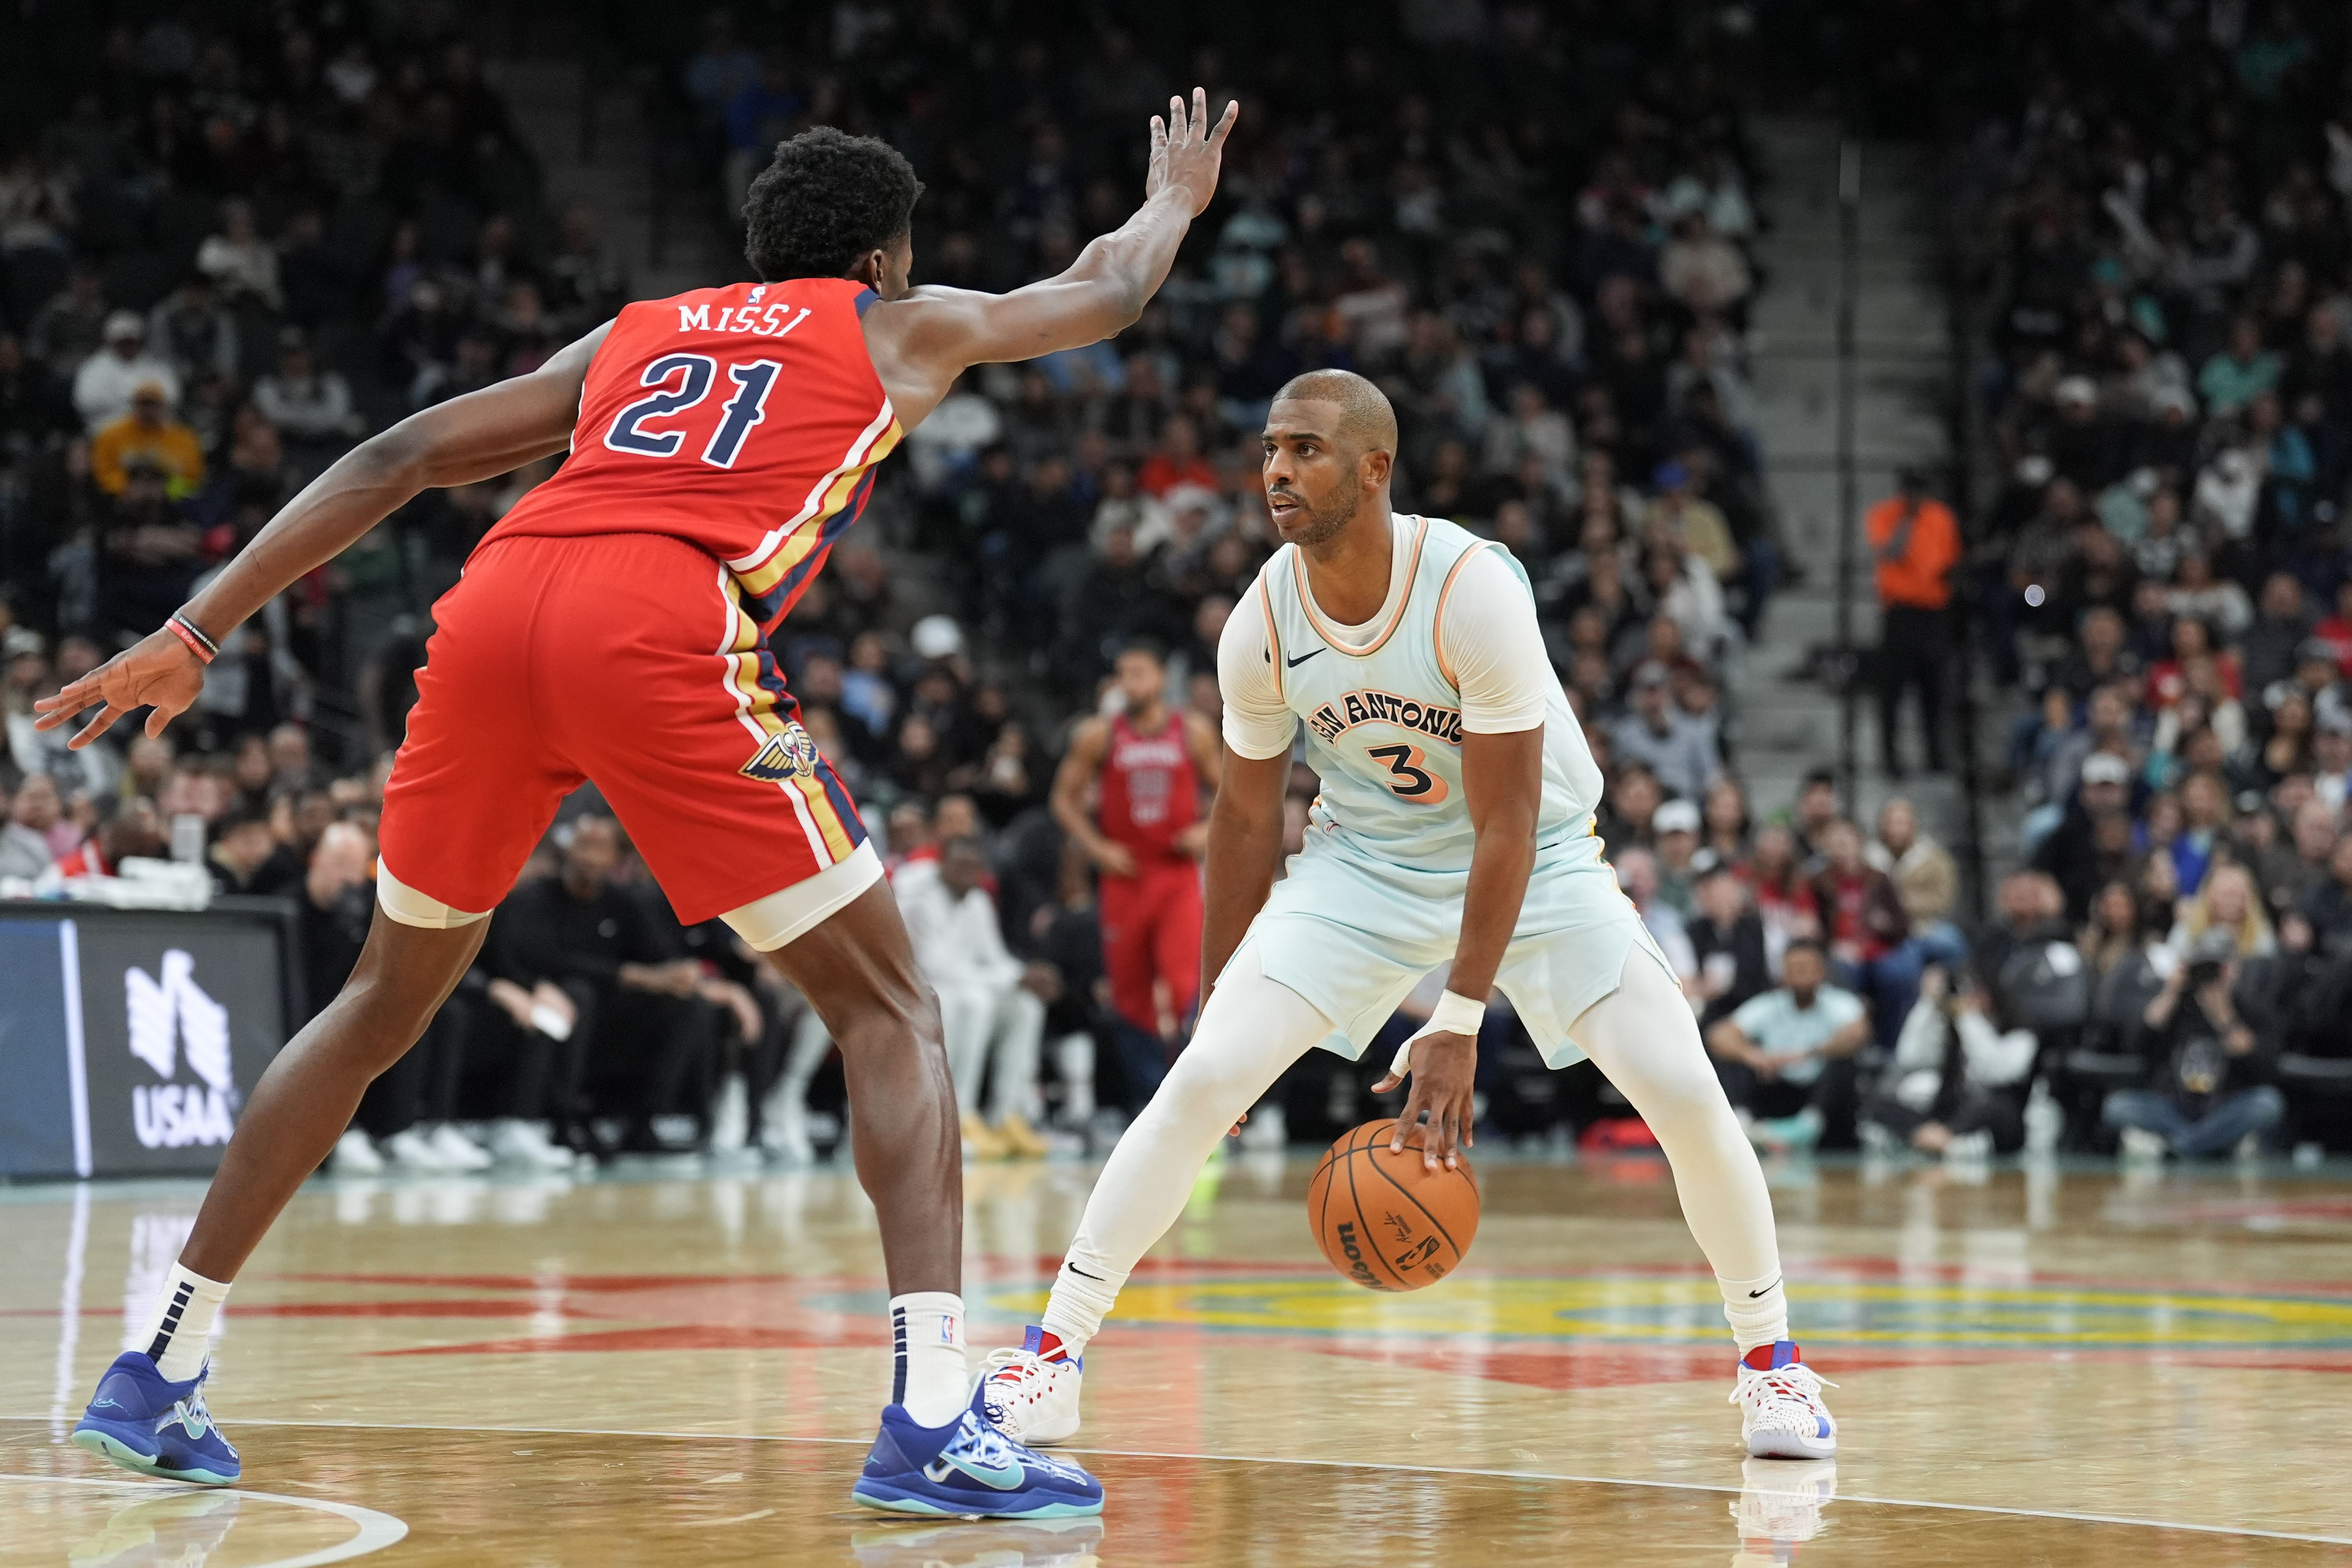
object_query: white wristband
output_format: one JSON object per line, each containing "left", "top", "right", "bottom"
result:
{"left": 1391, "top": 990, "right": 1485, "bottom": 1077}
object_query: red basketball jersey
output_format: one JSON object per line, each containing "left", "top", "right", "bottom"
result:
{"left": 483, "top": 277, "right": 903, "bottom": 633}
{"left": 1097, "top": 711, "right": 1198, "bottom": 866}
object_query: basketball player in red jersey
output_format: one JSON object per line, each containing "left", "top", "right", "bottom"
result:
{"left": 42, "top": 93, "right": 1238, "bottom": 1519}
{"left": 1051, "top": 641, "right": 1220, "bottom": 1099}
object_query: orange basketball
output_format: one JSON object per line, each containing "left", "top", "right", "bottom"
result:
{"left": 1306, "top": 1117, "right": 1479, "bottom": 1291}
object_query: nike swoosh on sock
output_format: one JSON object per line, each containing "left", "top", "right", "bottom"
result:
{"left": 1065, "top": 1264, "right": 1103, "bottom": 1281}
{"left": 1748, "top": 1278, "right": 1783, "bottom": 1298}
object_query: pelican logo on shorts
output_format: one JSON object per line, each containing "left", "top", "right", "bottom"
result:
{"left": 740, "top": 722, "right": 820, "bottom": 783}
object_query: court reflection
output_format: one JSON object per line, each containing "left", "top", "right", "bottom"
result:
{"left": 1730, "top": 1458, "right": 1836, "bottom": 1566}
{"left": 68, "top": 1489, "right": 241, "bottom": 1568}
{"left": 849, "top": 1517, "right": 1105, "bottom": 1568}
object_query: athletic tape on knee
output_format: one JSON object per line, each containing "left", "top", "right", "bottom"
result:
{"left": 376, "top": 861, "right": 490, "bottom": 929}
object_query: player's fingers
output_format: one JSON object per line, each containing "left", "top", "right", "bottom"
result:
{"left": 1193, "top": 86, "right": 1207, "bottom": 144}
{"left": 1388, "top": 1098, "right": 1419, "bottom": 1153}
{"left": 69, "top": 704, "right": 128, "bottom": 750}
{"left": 1169, "top": 94, "right": 1186, "bottom": 143}
{"left": 1213, "top": 98, "right": 1239, "bottom": 146}
{"left": 1369, "top": 1073, "right": 1401, "bottom": 1094}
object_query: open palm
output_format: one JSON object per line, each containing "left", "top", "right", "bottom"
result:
{"left": 32, "top": 629, "right": 205, "bottom": 750}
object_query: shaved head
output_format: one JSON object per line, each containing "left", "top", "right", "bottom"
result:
{"left": 1270, "top": 369, "right": 1397, "bottom": 457}
{"left": 1262, "top": 370, "right": 1397, "bottom": 549}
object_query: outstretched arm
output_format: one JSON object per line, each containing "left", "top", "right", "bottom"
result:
{"left": 864, "top": 89, "right": 1236, "bottom": 424}
{"left": 36, "top": 323, "right": 611, "bottom": 748}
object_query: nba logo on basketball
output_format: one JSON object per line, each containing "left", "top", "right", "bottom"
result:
{"left": 740, "top": 722, "right": 820, "bottom": 783}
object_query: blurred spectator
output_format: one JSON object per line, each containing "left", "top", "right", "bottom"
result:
{"left": 73, "top": 312, "right": 179, "bottom": 431}
{"left": 2103, "top": 932, "right": 2284, "bottom": 1159}
{"left": 490, "top": 816, "right": 713, "bottom": 1156}
{"left": 0, "top": 772, "right": 63, "bottom": 879}
{"left": 1706, "top": 939, "right": 1869, "bottom": 1155}
{"left": 1864, "top": 964, "right": 2037, "bottom": 1157}
{"left": 208, "top": 802, "right": 299, "bottom": 896}
{"left": 1687, "top": 863, "right": 1771, "bottom": 1029}
{"left": 1610, "top": 661, "right": 1718, "bottom": 802}
{"left": 1867, "top": 470, "right": 1959, "bottom": 778}
{"left": 897, "top": 837, "right": 1051, "bottom": 1158}
{"left": 253, "top": 331, "right": 361, "bottom": 447}
{"left": 92, "top": 385, "right": 204, "bottom": 497}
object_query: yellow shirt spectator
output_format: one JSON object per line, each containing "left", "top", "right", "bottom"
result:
{"left": 92, "top": 387, "right": 206, "bottom": 498}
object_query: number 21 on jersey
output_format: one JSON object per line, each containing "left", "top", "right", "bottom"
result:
{"left": 603, "top": 339, "right": 801, "bottom": 470}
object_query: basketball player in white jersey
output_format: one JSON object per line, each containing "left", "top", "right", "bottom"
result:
{"left": 979, "top": 370, "right": 1837, "bottom": 1460}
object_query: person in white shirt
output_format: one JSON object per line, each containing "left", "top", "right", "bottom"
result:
{"left": 1705, "top": 939, "right": 1869, "bottom": 1155}
{"left": 1862, "top": 965, "right": 2037, "bottom": 1158}
{"left": 895, "top": 837, "right": 1051, "bottom": 1158}
{"left": 252, "top": 331, "right": 362, "bottom": 443}
{"left": 73, "top": 312, "right": 181, "bottom": 432}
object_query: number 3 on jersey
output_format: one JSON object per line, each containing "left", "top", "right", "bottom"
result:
{"left": 1365, "top": 743, "right": 1449, "bottom": 803}
{"left": 603, "top": 353, "right": 783, "bottom": 470}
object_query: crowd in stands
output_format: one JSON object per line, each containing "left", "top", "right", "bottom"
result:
{"left": 1926, "top": 0, "right": 2352, "bottom": 1160}
{"left": 6, "top": 5, "right": 2346, "bottom": 1173}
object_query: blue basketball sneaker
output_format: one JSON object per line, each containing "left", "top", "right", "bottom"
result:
{"left": 72, "top": 1351, "right": 241, "bottom": 1486}
{"left": 852, "top": 1386, "right": 1102, "bottom": 1518}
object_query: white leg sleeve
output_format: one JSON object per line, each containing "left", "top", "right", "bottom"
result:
{"left": 1042, "top": 942, "right": 1332, "bottom": 1354}
{"left": 937, "top": 984, "right": 991, "bottom": 1116}
{"left": 987, "top": 984, "right": 1046, "bottom": 1125}
{"left": 1567, "top": 943, "right": 1786, "bottom": 1339}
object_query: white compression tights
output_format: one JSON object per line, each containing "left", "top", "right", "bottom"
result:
{"left": 1042, "top": 939, "right": 1789, "bottom": 1356}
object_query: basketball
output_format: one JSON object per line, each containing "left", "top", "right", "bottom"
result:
{"left": 1306, "top": 1118, "right": 1480, "bottom": 1291}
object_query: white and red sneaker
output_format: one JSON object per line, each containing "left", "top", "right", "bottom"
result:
{"left": 978, "top": 1326, "right": 1084, "bottom": 1446}
{"left": 1733, "top": 1341, "right": 1838, "bottom": 1459}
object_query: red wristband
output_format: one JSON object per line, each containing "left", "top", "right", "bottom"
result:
{"left": 164, "top": 616, "right": 215, "bottom": 665}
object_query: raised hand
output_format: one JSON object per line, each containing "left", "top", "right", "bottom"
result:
{"left": 32, "top": 628, "right": 205, "bottom": 750}
{"left": 1145, "top": 87, "right": 1238, "bottom": 217}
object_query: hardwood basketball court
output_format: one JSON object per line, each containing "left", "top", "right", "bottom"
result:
{"left": 5, "top": 1153, "right": 2348, "bottom": 1564}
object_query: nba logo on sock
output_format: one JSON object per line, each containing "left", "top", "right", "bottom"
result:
{"left": 740, "top": 721, "right": 820, "bottom": 782}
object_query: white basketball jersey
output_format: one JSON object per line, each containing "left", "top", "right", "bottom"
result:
{"left": 1254, "top": 514, "right": 1603, "bottom": 874}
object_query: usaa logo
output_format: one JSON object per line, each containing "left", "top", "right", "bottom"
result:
{"left": 740, "top": 722, "right": 821, "bottom": 783}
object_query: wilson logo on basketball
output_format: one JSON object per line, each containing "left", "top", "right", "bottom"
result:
{"left": 1308, "top": 1118, "right": 1480, "bottom": 1293}
{"left": 1332, "top": 1221, "right": 1381, "bottom": 1289}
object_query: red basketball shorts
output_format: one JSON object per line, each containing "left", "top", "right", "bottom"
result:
{"left": 1097, "top": 858, "right": 1204, "bottom": 1033}
{"left": 378, "top": 532, "right": 871, "bottom": 932}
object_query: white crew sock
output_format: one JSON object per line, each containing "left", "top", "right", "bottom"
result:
{"left": 1720, "top": 1270, "right": 1790, "bottom": 1355}
{"left": 140, "top": 1264, "right": 231, "bottom": 1382}
{"left": 890, "top": 1291, "right": 968, "bottom": 1426}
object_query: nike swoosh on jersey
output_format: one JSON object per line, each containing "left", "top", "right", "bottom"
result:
{"left": 1285, "top": 647, "right": 1324, "bottom": 668}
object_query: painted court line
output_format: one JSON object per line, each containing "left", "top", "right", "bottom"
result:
{"left": 0, "top": 1470, "right": 408, "bottom": 1567}
{"left": 26, "top": 1416, "right": 2342, "bottom": 1549}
